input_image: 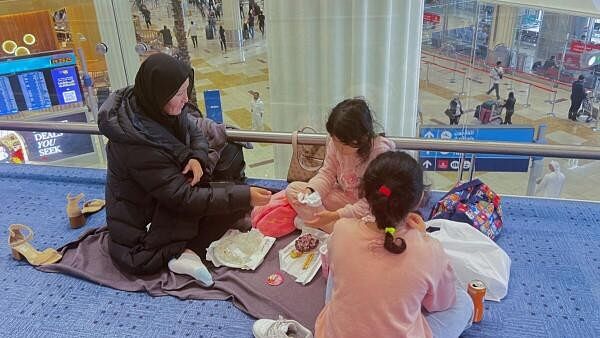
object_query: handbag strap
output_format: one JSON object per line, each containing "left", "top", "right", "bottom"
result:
{"left": 436, "top": 178, "right": 483, "bottom": 204}
{"left": 291, "top": 130, "right": 299, "bottom": 151}
{"left": 300, "top": 126, "right": 318, "bottom": 134}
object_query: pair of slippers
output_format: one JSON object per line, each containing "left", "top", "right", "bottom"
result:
{"left": 66, "top": 193, "right": 105, "bottom": 229}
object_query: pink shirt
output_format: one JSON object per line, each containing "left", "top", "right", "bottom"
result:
{"left": 315, "top": 219, "right": 457, "bottom": 338}
{"left": 307, "top": 136, "right": 395, "bottom": 219}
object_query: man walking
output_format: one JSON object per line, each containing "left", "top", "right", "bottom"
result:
{"left": 188, "top": 21, "right": 198, "bottom": 48}
{"left": 159, "top": 25, "right": 173, "bottom": 48}
{"left": 486, "top": 61, "right": 504, "bottom": 100}
{"left": 219, "top": 25, "right": 227, "bottom": 52}
{"left": 258, "top": 11, "right": 265, "bottom": 37}
{"left": 249, "top": 90, "right": 264, "bottom": 131}
{"left": 569, "top": 75, "right": 586, "bottom": 121}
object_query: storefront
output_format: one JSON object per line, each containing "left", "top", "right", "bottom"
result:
{"left": 0, "top": 0, "right": 142, "bottom": 167}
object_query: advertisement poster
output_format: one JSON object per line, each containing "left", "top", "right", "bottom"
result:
{"left": 19, "top": 112, "right": 94, "bottom": 162}
{"left": 0, "top": 132, "right": 26, "bottom": 164}
{"left": 51, "top": 66, "right": 83, "bottom": 105}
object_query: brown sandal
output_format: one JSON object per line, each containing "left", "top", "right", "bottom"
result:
{"left": 8, "top": 224, "right": 62, "bottom": 266}
{"left": 66, "top": 193, "right": 86, "bottom": 229}
{"left": 81, "top": 199, "right": 105, "bottom": 216}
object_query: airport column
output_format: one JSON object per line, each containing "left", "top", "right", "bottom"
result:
{"left": 488, "top": 5, "right": 519, "bottom": 50}
{"left": 93, "top": 0, "right": 140, "bottom": 89}
{"left": 266, "top": 0, "right": 424, "bottom": 177}
{"left": 221, "top": 0, "right": 243, "bottom": 50}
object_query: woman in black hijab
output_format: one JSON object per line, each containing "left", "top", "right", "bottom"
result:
{"left": 98, "top": 53, "right": 271, "bottom": 285}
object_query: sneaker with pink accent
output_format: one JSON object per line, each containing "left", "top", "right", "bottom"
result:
{"left": 252, "top": 316, "right": 313, "bottom": 338}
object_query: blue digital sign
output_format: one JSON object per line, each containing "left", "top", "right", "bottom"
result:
{"left": 0, "top": 51, "right": 76, "bottom": 76}
{"left": 0, "top": 76, "right": 18, "bottom": 115}
{"left": 17, "top": 71, "right": 52, "bottom": 110}
{"left": 51, "top": 66, "right": 83, "bottom": 104}
{"left": 204, "top": 89, "right": 223, "bottom": 123}
{"left": 419, "top": 125, "right": 535, "bottom": 172}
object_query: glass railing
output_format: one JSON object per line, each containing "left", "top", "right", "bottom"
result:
{"left": 0, "top": 121, "right": 598, "bottom": 202}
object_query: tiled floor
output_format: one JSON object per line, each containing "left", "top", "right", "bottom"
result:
{"left": 99, "top": 3, "right": 600, "bottom": 201}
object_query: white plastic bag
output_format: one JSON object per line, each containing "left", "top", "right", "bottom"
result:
{"left": 427, "top": 219, "right": 511, "bottom": 301}
{"left": 206, "top": 229, "right": 275, "bottom": 270}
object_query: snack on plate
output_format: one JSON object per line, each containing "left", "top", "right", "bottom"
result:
{"left": 302, "top": 252, "right": 315, "bottom": 270}
{"left": 290, "top": 249, "right": 303, "bottom": 258}
{"left": 295, "top": 233, "right": 319, "bottom": 253}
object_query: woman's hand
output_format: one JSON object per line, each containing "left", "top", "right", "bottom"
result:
{"left": 182, "top": 159, "right": 203, "bottom": 186}
{"left": 305, "top": 210, "right": 340, "bottom": 229}
{"left": 250, "top": 187, "right": 272, "bottom": 206}
{"left": 406, "top": 212, "right": 426, "bottom": 232}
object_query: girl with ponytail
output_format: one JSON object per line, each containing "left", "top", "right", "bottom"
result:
{"left": 314, "top": 151, "right": 473, "bottom": 338}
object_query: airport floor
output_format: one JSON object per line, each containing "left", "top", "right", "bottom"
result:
{"left": 0, "top": 163, "right": 598, "bottom": 337}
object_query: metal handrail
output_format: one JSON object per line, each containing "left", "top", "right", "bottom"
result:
{"left": 0, "top": 120, "right": 599, "bottom": 160}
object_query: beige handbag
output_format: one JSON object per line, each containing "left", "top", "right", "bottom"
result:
{"left": 287, "top": 127, "right": 326, "bottom": 182}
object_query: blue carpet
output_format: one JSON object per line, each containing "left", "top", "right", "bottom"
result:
{"left": 0, "top": 164, "right": 598, "bottom": 337}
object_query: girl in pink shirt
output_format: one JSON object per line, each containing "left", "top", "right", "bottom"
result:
{"left": 286, "top": 98, "right": 395, "bottom": 233}
{"left": 315, "top": 151, "right": 473, "bottom": 338}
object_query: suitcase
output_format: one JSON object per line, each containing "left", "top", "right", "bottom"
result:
{"left": 205, "top": 25, "right": 214, "bottom": 40}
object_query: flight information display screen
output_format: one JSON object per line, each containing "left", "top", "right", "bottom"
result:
{"left": 17, "top": 71, "right": 52, "bottom": 110}
{"left": 0, "top": 51, "right": 83, "bottom": 115}
{"left": 0, "top": 76, "right": 18, "bottom": 115}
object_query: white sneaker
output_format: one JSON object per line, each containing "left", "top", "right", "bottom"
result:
{"left": 293, "top": 217, "right": 306, "bottom": 230}
{"left": 252, "top": 316, "right": 313, "bottom": 338}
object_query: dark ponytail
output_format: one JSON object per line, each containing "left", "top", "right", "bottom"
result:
{"left": 361, "top": 151, "right": 425, "bottom": 254}
{"left": 384, "top": 231, "right": 406, "bottom": 254}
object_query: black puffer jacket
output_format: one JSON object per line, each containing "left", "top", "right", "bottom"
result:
{"left": 98, "top": 87, "right": 251, "bottom": 275}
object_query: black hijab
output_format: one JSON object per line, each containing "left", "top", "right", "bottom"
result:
{"left": 133, "top": 53, "right": 194, "bottom": 135}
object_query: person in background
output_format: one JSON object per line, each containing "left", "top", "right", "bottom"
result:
{"left": 501, "top": 91, "right": 516, "bottom": 125}
{"left": 486, "top": 61, "right": 503, "bottom": 100}
{"left": 248, "top": 13, "right": 255, "bottom": 39}
{"left": 285, "top": 98, "right": 396, "bottom": 233}
{"left": 568, "top": 75, "right": 586, "bottom": 121}
{"left": 536, "top": 160, "right": 566, "bottom": 198}
{"left": 249, "top": 90, "right": 264, "bottom": 130}
{"left": 314, "top": 151, "right": 473, "bottom": 338}
{"left": 543, "top": 55, "right": 557, "bottom": 71}
{"left": 188, "top": 20, "right": 198, "bottom": 48}
{"left": 444, "top": 96, "right": 463, "bottom": 125}
{"left": 258, "top": 10, "right": 265, "bottom": 37}
{"left": 243, "top": 21, "right": 250, "bottom": 40}
{"left": 215, "top": 2, "right": 221, "bottom": 19}
{"left": 219, "top": 25, "right": 227, "bottom": 52}
{"left": 159, "top": 25, "right": 173, "bottom": 48}
{"left": 141, "top": 5, "right": 152, "bottom": 28}
{"left": 98, "top": 53, "right": 271, "bottom": 286}
{"left": 208, "top": 11, "right": 217, "bottom": 36}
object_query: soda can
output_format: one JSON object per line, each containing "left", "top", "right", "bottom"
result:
{"left": 467, "top": 280, "right": 486, "bottom": 323}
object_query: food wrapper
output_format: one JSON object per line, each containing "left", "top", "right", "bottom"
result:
{"left": 206, "top": 229, "right": 275, "bottom": 270}
{"left": 297, "top": 191, "right": 323, "bottom": 208}
{"left": 279, "top": 227, "right": 329, "bottom": 285}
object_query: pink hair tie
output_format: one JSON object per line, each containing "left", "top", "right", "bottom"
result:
{"left": 378, "top": 185, "right": 391, "bottom": 197}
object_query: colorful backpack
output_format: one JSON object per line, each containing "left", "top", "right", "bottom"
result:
{"left": 429, "top": 179, "right": 503, "bottom": 240}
